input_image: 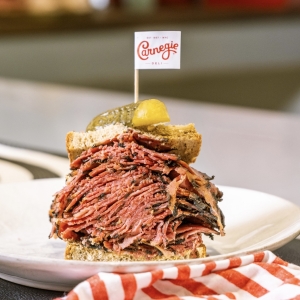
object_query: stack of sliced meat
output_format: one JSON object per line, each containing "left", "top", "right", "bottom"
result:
{"left": 49, "top": 130, "right": 225, "bottom": 260}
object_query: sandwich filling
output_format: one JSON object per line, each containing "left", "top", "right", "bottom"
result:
{"left": 49, "top": 129, "right": 225, "bottom": 260}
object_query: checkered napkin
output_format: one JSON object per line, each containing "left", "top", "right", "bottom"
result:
{"left": 57, "top": 251, "right": 300, "bottom": 300}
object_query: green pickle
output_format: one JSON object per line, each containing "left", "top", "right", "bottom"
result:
{"left": 86, "top": 102, "right": 139, "bottom": 131}
{"left": 86, "top": 99, "right": 170, "bottom": 131}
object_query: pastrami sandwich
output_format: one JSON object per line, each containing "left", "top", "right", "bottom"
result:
{"left": 49, "top": 108, "right": 225, "bottom": 262}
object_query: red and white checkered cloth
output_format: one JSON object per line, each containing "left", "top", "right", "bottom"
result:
{"left": 57, "top": 251, "right": 300, "bottom": 300}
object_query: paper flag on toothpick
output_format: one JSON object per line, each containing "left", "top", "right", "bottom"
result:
{"left": 135, "top": 31, "right": 181, "bottom": 69}
{"left": 134, "top": 31, "right": 181, "bottom": 102}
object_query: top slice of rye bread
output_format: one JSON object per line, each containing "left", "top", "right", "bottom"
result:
{"left": 66, "top": 123, "right": 202, "bottom": 164}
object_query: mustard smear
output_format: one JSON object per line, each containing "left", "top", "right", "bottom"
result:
{"left": 132, "top": 99, "right": 170, "bottom": 127}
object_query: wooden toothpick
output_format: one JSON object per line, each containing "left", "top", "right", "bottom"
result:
{"left": 134, "top": 69, "right": 139, "bottom": 103}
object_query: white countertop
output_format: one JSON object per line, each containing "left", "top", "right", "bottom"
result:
{"left": 1, "top": 77, "right": 300, "bottom": 206}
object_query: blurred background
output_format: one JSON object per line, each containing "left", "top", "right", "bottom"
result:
{"left": 0, "top": 0, "right": 300, "bottom": 113}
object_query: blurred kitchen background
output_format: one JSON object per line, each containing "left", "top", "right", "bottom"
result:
{"left": 1, "top": 0, "right": 300, "bottom": 113}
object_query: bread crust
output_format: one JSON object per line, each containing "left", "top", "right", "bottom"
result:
{"left": 66, "top": 123, "right": 201, "bottom": 164}
{"left": 65, "top": 242, "right": 206, "bottom": 262}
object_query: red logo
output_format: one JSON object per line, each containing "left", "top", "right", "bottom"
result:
{"left": 137, "top": 40, "right": 179, "bottom": 61}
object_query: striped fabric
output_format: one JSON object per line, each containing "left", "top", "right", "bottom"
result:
{"left": 57, "top": 251, "right": 300, "bottom": 300}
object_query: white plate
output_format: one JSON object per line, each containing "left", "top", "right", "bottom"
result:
{"left": 0, "top": 143, "right": 69, "bottom": 183}
{"left": 0, "top": 178, "right": 299, "bottom": 291}
{"left": 0, "top": 159, "right": 33, "bottom": 182}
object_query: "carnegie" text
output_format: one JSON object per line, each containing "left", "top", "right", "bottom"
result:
{"left": 137, "top": 40, "right": 179, "bottom": 61}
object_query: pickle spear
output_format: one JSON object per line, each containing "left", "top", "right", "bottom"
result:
{"left": 86, "top": 99, "right": 170, "bottom": 131}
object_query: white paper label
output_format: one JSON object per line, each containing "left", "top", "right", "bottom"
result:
{"left": 134, "top": 31, "right": 181, "bottom": 69}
